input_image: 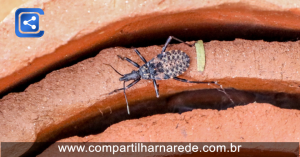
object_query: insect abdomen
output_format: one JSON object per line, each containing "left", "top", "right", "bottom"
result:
{"left": 143, "top": 50, "right": 190, "bottom": 80}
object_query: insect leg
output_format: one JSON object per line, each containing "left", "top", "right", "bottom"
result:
{"left": 173, "top": 77, "right": 216, "bottom": 84}
{"left": 134, "top": 49, "right": 147, "bottom": 63}
{"left": 153, "top": 79, "right": 159, "bottom": 98}
{"left": 109, "top": 79, "right": 141, "bottom": 94}
{"left": 161, "top": 36, "right": 194, "bottom": 53}
{"left": 123, "top": 81, "right": 130, "bottom": 114}
{"left": 117, "top": 55, "right": 140, "bottom": 68}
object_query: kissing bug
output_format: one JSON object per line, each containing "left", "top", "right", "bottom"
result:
{"left": 106, "top": 36, "right": 217, "bottom": 114}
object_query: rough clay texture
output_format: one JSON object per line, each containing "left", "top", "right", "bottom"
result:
{"left": 1, "top": 0, "right": 299, "bottom": 78}
{"left": 40, "top": 103, "right": 300, "bottom": 156}
{"left": 1, "top": 40, "right": 300, "bottom": 156}
{"left": 0, "top": 0, "right": 31, "bottom": 21}
{"left": 1, "top": 0, "right": 300, "bottom": 95}
{"left": 92, "top": 103, "right": 300, "bottom": 143}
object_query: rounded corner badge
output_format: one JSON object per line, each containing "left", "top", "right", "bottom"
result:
{"left": 15, "top": 8, "right": 44, "bottom": 38}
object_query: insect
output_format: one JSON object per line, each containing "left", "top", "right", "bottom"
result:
{"left": 106, "top": 36, "right": 217, "bottom": 114}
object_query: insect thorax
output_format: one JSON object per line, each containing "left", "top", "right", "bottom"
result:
{"left": 139, "top": 50, "right": 190, "bottom": 80}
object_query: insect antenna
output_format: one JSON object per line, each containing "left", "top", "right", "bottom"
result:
{"left": 103, "top": 63, "right": 123, "bottom": 76}
{"left": 105, "top": 62, "right": 139, "bottom": 114}
{"left": 123, "top": 81, "right": 130, "bottom": 115}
